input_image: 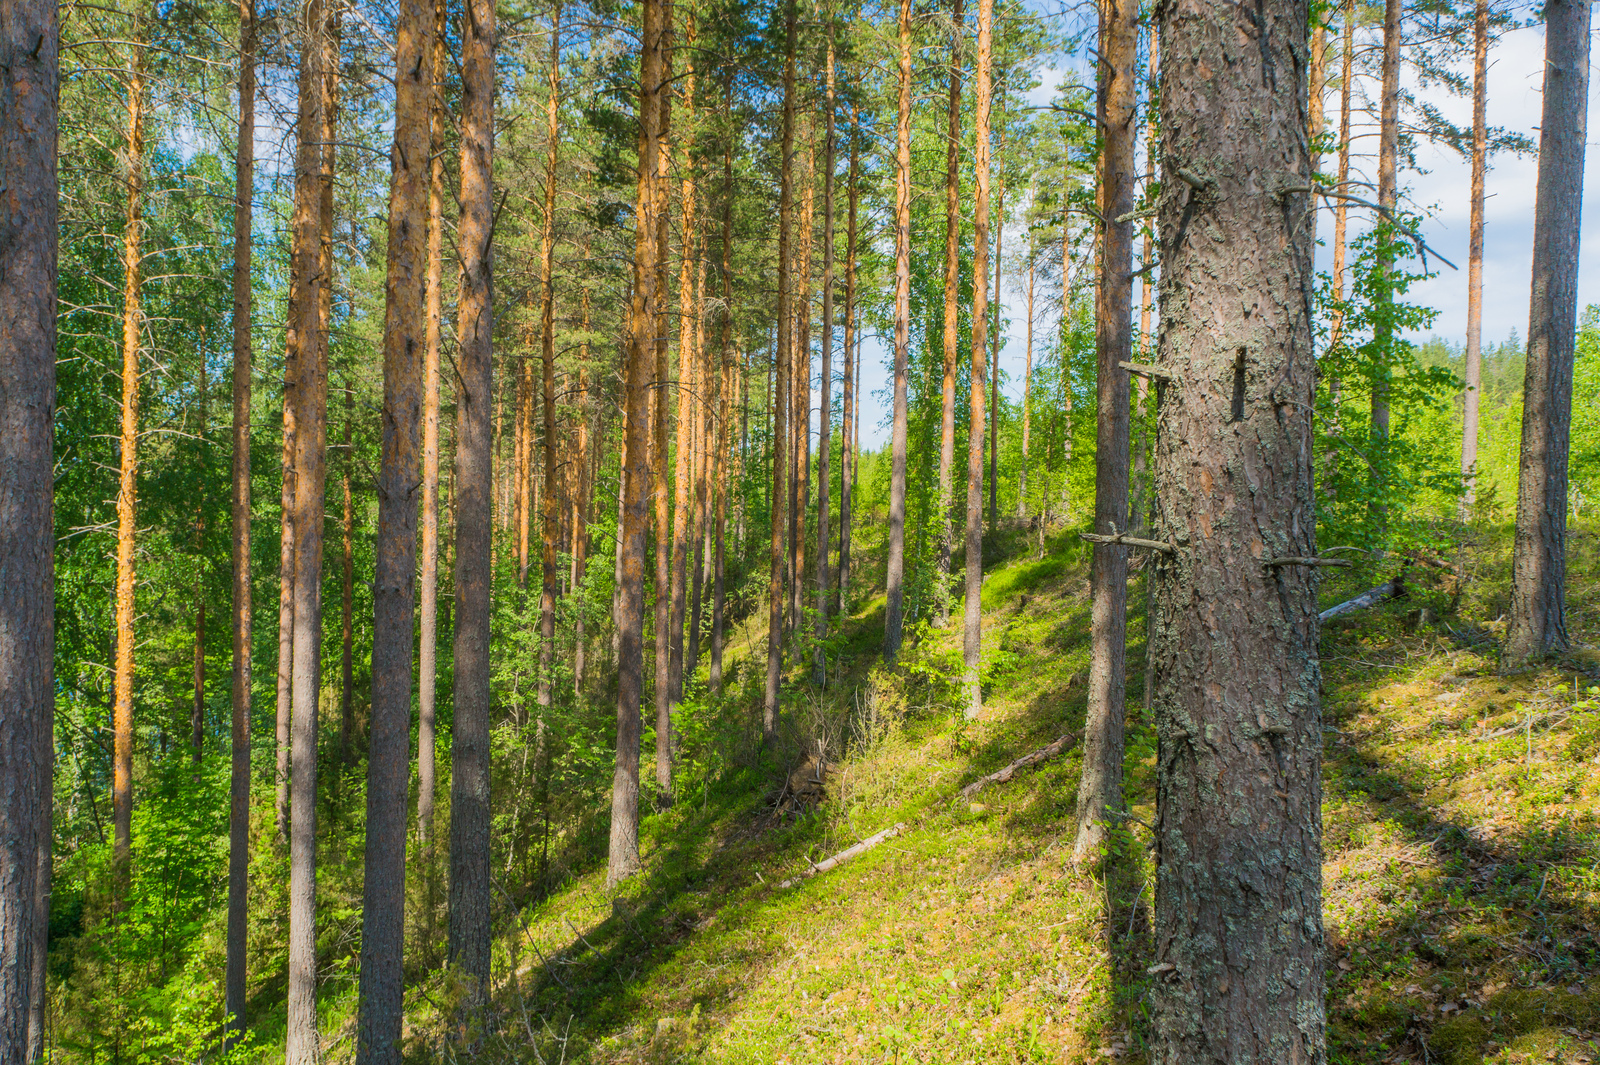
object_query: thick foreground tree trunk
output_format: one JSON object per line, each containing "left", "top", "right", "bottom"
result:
{"left": 226, "top": 0, "right": 255, "bottom": 1037}
{"left": 355, "top": 0, "right": 431, "bottom": 1053}
{"left": 1505, "top": 0, "right": 1590, "bottom": 664}
{"left": 450, "top": 0, "right": 496, "bottom": 1007}
{"left": 1148, "top": 0, "right": 1326, "bottom": 1057}
{"left": 0, "top": 0, "right": 58, "bottom": 1054}
{"left": 1074, "top": 0, "right": 1136, "bottom": 863}
{"left": 611, "top": 0, "right": 665, "bottom": 884}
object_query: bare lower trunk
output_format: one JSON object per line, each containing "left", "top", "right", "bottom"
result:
{"left": 884, "top": 0, "right": 912, "bottom": 662}
{"left": 963, "top": 0, "right": 994, "bottom": 719}
{"left": 1074, "top": 0, "right": 1136, "bottom": 863}
{"left": 668, "top": 29, "right": 698, "bottom": 709}
{"left": 226, "top": 0, "right": 255, "bottom": 1037}
{"left": 1148, "top": 0, "right": 1325, "bottom": 1054}
{"left": 449, "top": 0, "right": 496, "bottom": 1004}
{"left": 611, "top": 0, "right": 665, "bottom": 884}
{"left": 0, "top": 0, "right": 58, "bottom": 1050}
{"left": 1370, "top": 0, "right": 1402, "bottom": 534}
{"left": 652, "top": 19, "right": 675, "bottom": 793}
{"left": 1505, "top": 0, "right": 1590, "bottom": 664}
{"left": 1460, "top": 0, "right": 1488, "bottom": 512}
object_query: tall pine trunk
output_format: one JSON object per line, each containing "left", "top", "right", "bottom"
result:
{"left": 284, "top": 2, "right": 328, "bottom": 1056}
{"left": 538, "top": 3, "right": 563, "bottom": 710}
{"left": 611, "top": 0, "right": 666, "bottom": 883}
{"left": 837, "top": 106, "right": 858, "bottom": 611}
{"left": 988, "top": 118, "right": 1003, "bottom": 527}
{"left": 668, "top": 21, "right": 698, "bottom": 707}
{"left": 964, "top": 0, "right": 993, "bottom": 718}
{"left": 0, "top": 0, "right": 58, "bottom": 1051}
{"left": 813, "top": 23, "right": 837, "bottom": 682}
{"left": 1371, "top": 0, "right": 1402, "bottom": 534}
{"left": 338, "top": 385, "right": 355, "bottom": 766}
{"left": 1074, "top": 0, "right": 1136, "bottom": 863}
{"left": 764, "top": 0, "right": 796, "bottom": 738}
{"left": 355, "top": 0, "right": 431, "bottom": 1051}
{"left": 1460, "top": 0, "right": 1488, "bottom": 510}
{"left": 884, "top": 0, "right": 913, "bottom": 661}
{"left": 417, "top": 0, "right": 446, "bottom": 852}
{"left": 651, "top": 11, "right": 675, "bottom": 795}
{"left": 226, "top": 0, "right": 255, "bottom": 1037}
{"left": 710, "top": 87, "right": 736, "bottom": 692}
{"left": 112, "top": 32, "right": 146, "bottom": 898}
{"left": 936, "top": 0, "right": 964, "bottom": 625}
{"left": 1149, "top": 0, "right": 1325, "bottom": 1054}
{"left": 1504, "top": 0, "right": 1591, "bottom": 663}
{"left": 1019, "top": 247, "right": 1033, "bottom": 518}
{"left": 449, "top": 0, "right": 497, "bottom": 1000}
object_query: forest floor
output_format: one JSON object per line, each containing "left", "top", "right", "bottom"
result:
{"left": 398, "top": 520, "right": 1600, "bottom": 1065}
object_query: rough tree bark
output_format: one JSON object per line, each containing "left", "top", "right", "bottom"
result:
{"left": 284, "top": 2, "right": 327, "bottom": 1058}
{"left": 449, "top": 0, "right": 496, "bottom": 1006}
{"left": 813, "top": 23, "right": 837, "bottom": 682}
{"left": 764, "top": 0, "right": 795, "bottom": 738}
{"left": 112, "top": 30, "right": 146, "bottom": 899}
{"left": 354, "top": 0, "right": 431, "bottom": 1051}
{"left": 611, "top": 0, "right": 665, "bottom": 883}
{"left": 884, "top": 0, "right": 913, "bottom": 662}
{"left": 1148, "top": 0, "right": 1326, "bottom": 1055}
{"left": 837, "top": 104, "right": 858, "bottom": 611}
{"left": 668, "top": 17, "right": 697, "bottom": 708}
{"left": 652, "top": 10, "right": 675, "bottom": 793}
{"left": 538, "top": 2, "right": 563, "bottom": 710}
{"left": 1504, "top": 0, "right": 1590, "bottom": 664}
{"left": 1073, "top": 0, "right": 1136, "bottom": 863}
{"left": 1459, "top": 0, "right": 1487, "bottom": 511}
{"left": 0, "top": 0, "right": 57, "bottom": 1053}
{"left": 937, "top": 0, "right": 964, "bottom": 626}
{"left": 225, "top": 0, "right": 254, "bottom": 1037}
{"left": 417, "top": 0, "right": 445, "bottom": 851}
{"left": 963, "top": 0, "right": 993, "bottom": 719}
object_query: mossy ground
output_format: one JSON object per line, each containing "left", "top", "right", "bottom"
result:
{"left": 372, "top": 521, "right": 1600, "bottom": 1064}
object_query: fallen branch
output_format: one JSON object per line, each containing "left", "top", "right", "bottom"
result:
{"left": 960, "top": 732, "right": 1080, "bottom": 799}
{"left": 1080, "top": 531, "right": 1175, "bottom": 554}
{"left": 1319, "top": 575, "right": 1406, "bottom": 621}
{"left": 778, "top": 823, "right": 905, "bottom": 889}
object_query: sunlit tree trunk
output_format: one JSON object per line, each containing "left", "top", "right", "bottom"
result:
{"left": 652, "top": 9, "right": 676, "bottom": 797}
{"left": 764, "top": 0, "right": 795, "bottom": 737}
{"left": 417, "top": 0, "right": 446, "bottom": 851}
{"left": 837, "top": 104, "right": 858, "bottom": 611}
{"left": 0, "top": 0, "right": 58, "bottom": 1051}
{"left": 668, "top": 17, "right": 698, "bottom": 708}
{"left": 572, "top": 279, "right": 592, "bottom": 695}
{"left": 1460, "top": 0, "right": 1487, "bottom": 511}
{"left": 225, "top": 0, "right": 255, "bottom": 1037}
{"left": 988, "top": 116, "right": 1003, "bottom": 528}
{"left": 937, "top": 0, "right": 964, "bottom": 625}
{"left": 1074, "top": 0, "right": 1136, "bottom": 863}
{"left": 1505, "top": 0, "right": 1590, "bottom": 664}
{"left": 963, "top": 0, "right": 994, "bottom": 718}
{"left": 112, "top": 30, "right": 146, "bottom": 900}
{"left": 284, "top": 2, "right": 328, "bottom": 1057}
{"left": 1019, "top": 246, "right": 1033, "bottom": 518}
{"left": 1148, "top": 0, "right": 1325, "bottom": 1054}
{"left": 538, "top": 2, "right": 563, "bottom": 710}
{"left": 1371, "top": 0, "right": 1402, "bottom": 533}
{"left": 813, "top": 23, "right": 837, "bottom": 682}
{"left": 612, "top": 0, "right": 665, "bottom": 883}
{"left": 710, "top": 82, "right": 736, "bottom": 692}
{"left": 449, "top": 0, "right": 497, "bottom": 1001}
{"left": 884, "top": 0, "right": 912, "bottom": 661}
{"left": 354, "top": 0, "right": 431, "bottom": 1052}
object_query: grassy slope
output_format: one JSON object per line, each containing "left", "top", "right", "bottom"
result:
{"left": 394, "top": 522, "right": 1600, "bottom": 1065}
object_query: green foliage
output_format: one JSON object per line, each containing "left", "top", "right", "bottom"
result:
{"left": 1317, "top": 219, "right": 1464, "bottom": 553}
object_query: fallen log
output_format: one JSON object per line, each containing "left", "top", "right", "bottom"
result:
{"left": 779, "top": 822, "right": 905, "bottom": 889}
{"left": 1319, "top": 575, "right": 1406, "bottom": 622}
{"left": 959, "top": 732, "right": 1079, "bottom": 800}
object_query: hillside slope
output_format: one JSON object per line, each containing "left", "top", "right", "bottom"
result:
{"left": 386, "top": 523, "right": 1600, "bottom": 1065}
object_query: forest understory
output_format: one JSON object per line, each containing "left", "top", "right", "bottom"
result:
{"left": 90, "top": 516, "right": 1589, "bottom": 1065}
